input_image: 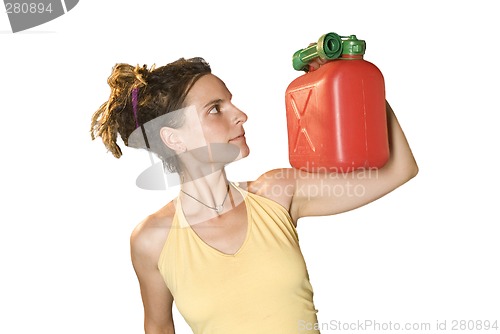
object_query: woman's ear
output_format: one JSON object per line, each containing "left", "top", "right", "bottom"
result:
{"left": 160, "top": 127, "right": 186, "bottom": 153}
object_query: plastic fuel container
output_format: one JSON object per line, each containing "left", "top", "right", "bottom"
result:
{"left": 285, "top": 32, "right": 389, "bottom": 172}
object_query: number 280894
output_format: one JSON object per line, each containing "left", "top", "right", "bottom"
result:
{"left": 5, "top": 3, "right": 54, "bottom": 14}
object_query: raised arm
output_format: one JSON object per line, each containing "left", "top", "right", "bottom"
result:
{"left": 251, "top": 101, "right": 418, "bottom": 226}
{"left": 288, "top": 101, "right": 418, "bottom": 223}
{"left": 131, "top": 219, "right": 175, "bottom": 334}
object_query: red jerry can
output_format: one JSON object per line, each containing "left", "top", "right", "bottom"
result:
{"left": 285, "top": 33, "right": 389, "bottom": 173}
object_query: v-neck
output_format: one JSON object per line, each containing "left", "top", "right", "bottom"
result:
{"left": 175, "top": 183, "right": 252, "bottom": 257}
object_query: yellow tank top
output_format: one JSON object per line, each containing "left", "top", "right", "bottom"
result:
{"left": 158, "top": 183, "right": 319, "bottom": 334}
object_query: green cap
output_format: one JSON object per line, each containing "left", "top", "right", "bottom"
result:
{"left": 342, "top": 35, "right": 366, "bottom": 55}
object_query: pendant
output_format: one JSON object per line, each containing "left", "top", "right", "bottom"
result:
{"left": 215, "top": 204, "right": 223, "bottom": 214}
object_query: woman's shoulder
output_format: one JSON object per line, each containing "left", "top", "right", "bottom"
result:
{"left": 243, "top": 168, "right": 296, "bottom": 211}
{"left": 130, "top": 200, "right": 177, "bottom": 262}
{"left": 246, "top": 168, "right": 296, "bottom": 193}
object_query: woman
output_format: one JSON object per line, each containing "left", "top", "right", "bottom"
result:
{"left": 90, "top": 57, "right": 417, "bottom": 334}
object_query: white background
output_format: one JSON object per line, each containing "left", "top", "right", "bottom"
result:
{"left": 1, "top": 0, "right": 499, "bottom": 333}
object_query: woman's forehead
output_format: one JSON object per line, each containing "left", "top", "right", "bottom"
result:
{"left": 186, "top": 74, "right": 231, "bottom": 104}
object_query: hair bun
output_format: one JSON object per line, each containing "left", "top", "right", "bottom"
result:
{"left": 133, "top": 64, "right": 156, "bottom": 88}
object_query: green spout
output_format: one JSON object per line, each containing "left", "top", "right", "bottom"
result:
{"left": 292, "top": 32, "right": 342, "bottom": 71}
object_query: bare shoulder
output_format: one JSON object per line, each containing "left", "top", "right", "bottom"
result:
{"left": 245, "top": 168, "right": 297, "bottom": 211}
{"left": 130, "top": 200, "right": 176, "bottom": 265}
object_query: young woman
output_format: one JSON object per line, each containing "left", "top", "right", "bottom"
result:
{"left": 90, "top": 57, "right": 417, "bottom": 334}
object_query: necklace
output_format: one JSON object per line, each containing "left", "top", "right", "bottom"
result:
{"left": 180, "top": 184, "right": 230, "bottom": 214}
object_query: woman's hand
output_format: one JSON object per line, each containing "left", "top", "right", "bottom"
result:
{"left": 308, "top": 57, "right": 329, "bottom": 71}
{"left": 306, "top": 41, "right": 330, "bottom": 71}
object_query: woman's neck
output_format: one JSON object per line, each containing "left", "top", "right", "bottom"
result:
{"left": 181, "top": 168, "right": 228, "bottom": 196}
{"left": 178, "top": 167, "right": 235, "bottom": 220}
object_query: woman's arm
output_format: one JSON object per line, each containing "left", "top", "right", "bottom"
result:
{"left": 131, "top": 219, "right": 175, "bottom": 334}
{"left": 252, "top": 101, "right": 418, "bottom": 225}
{"left": 288, "top": 100, "right": 418, "bottom": 223}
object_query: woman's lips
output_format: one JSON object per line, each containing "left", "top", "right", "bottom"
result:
{"left": 229, "top": 133, "right": 245, "bottom": 142}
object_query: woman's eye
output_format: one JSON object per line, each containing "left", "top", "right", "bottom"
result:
{"left": 209, "top": 104, "right": 221, "bottom": 114}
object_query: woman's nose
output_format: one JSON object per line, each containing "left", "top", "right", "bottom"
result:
{"left": 233, "top": 106, "right": 248, "bottom": 124}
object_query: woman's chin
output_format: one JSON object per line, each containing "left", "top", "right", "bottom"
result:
{"left": 237, "top": 145, "right": 250, "bottom": 161}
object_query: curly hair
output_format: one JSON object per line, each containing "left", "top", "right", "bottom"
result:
{"left": 90, "top": 57, "right": 212, "bottom": 172}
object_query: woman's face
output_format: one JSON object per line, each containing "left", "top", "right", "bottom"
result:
{"left": 176, "top": 74, "right": 249, "bottom": 165}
